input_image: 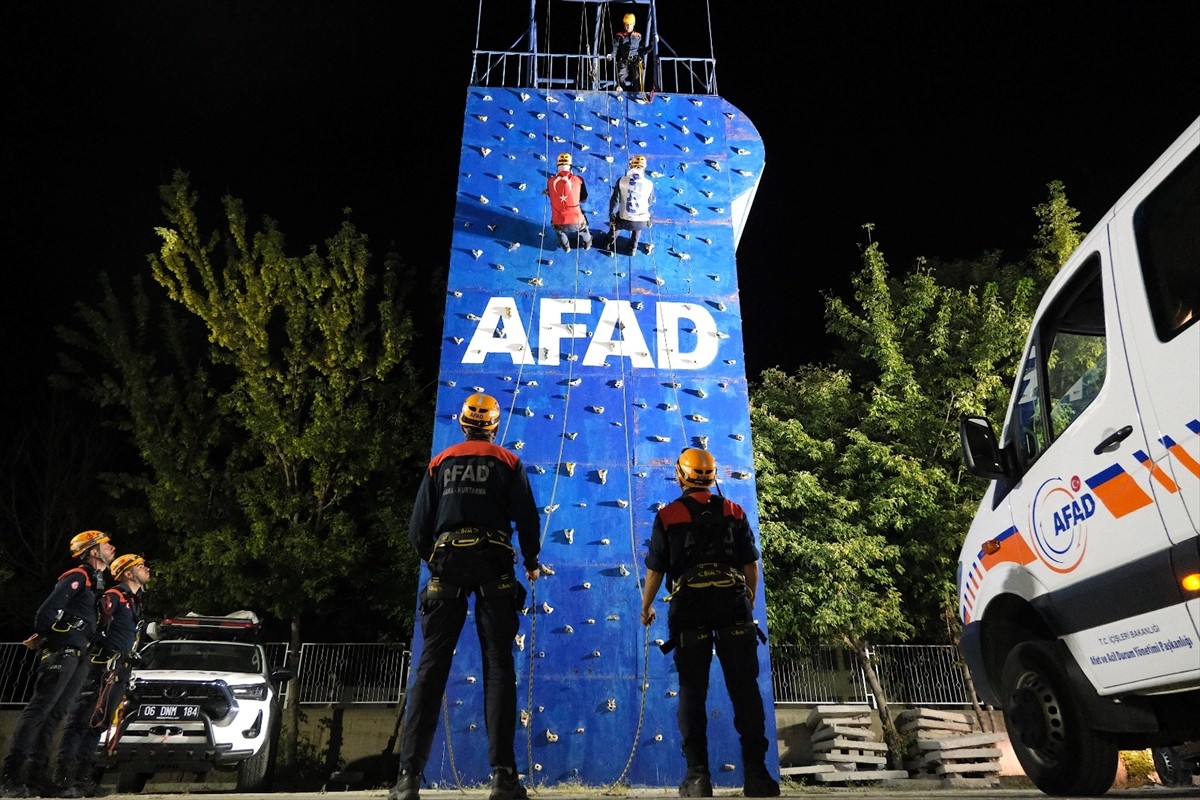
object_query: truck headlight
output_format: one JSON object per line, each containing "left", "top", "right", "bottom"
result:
{"left": 230, "top": 683, "right": 268, "bottom": 701}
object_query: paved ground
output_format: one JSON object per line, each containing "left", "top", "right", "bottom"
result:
{"left": 106, "top": 779, "right": 1200, "bottom": 800}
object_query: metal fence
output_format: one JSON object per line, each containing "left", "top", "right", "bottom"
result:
{"left": 469, "top": 50, "right": 717, "bottom": 95}
{"left": 769, "top": 644, "right": 974, "bottom": 706}
{"left": 2, "top": 640, "right": 970, "bottom": 709}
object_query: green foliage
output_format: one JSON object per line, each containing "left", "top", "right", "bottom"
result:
{"left": 753, "top": 184, "right": 1084, "bottom": 646}
{"left": 56, "top": 170, "right": 429, "bottom": 639}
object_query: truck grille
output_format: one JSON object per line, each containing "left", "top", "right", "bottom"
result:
{"left": 129, "top": 680, "right": 235, "bottom": 720}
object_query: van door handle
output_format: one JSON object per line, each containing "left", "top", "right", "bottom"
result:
{"left": 1093, "top": 425, "right": 1133, "bottom": 455}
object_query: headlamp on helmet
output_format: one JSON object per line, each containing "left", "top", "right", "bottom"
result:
{"left": 676, "top": 448, "right": 717, "bottom": 488}
{"left": 557, "top": 152, "right": 573, "bottom": 168}
{"left": 460, "top": 393, "right": 501, "bottom": 435}
{"left": 111, "top": 554, "right": 145, "bottom": 581}
{"left": 69, "top": 530, "right": 110, "bottom": 558}
{"left": 629, "top": 154, "right": 647, "bottom": 170}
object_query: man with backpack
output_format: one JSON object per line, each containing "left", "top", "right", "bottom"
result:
{"left": 0, "top": 530, "right": 116, "bottom": 798}
{"left": 640, "top": 449, "right": 779, "bottom": 798}
{"left": 54, "top": 553, "right": 149, "bottom": 797}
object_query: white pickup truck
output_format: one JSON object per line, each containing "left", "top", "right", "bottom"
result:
{"left": 100, "top": 612, "right": 293, "bottom": 793}
{"left": 958, "top": 116, "right": 1199, "bottom": 795}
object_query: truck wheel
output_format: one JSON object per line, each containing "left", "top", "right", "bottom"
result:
{"left": 236, "top": 736, "right": 273, "bottom": 791}
{"left": 115, "top": 769, "right": 151, "bottom": 794}
{"left": 1153, "top": 745, "right": 1197, "bottom": 787}
{"left": 1001, "top": 639, "right": 1118, "bottom": 796}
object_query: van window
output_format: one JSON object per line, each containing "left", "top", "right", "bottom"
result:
{"left": 1010, "top": 256, "right": 1106, "bottom": 471}
{"left": 1135, "top": 148, "right": 1199, "bottom": 342}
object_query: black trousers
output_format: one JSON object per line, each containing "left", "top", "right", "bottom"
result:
{"left": 668, "top": 586, "right": 768, "bottom": 773}
{"left": 57, "top": 658, "right": 129, "bottom": 770}
{"left": 3, "top": 646, "right": 90, "bottom": 768}
{"left": 399, "top": 547, "right": 524, "bottom": 775}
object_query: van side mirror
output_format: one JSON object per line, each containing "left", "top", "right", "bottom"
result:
{"left": 960, "top": 416, "right": 1008, "bottom": 480}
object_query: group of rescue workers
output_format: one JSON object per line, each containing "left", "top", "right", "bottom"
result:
{"left": 1, "top": 534, "right": 148, "bottom": 798}
{"left": 1, "top": 395, "right": 776, "bottom": 800}
{"left": 392, "top": 394, "right": 780, "bottom": 800}
{"left": 546, "top": 152, "right": 655, "bottom": 258}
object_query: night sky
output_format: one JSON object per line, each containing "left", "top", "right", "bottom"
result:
{"left": 3, "top": 2, "right": 1197, "bottom": 409}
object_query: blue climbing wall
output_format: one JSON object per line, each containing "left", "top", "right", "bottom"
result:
{"left": 410, "top": 85, "right": 774, "bottom": 789}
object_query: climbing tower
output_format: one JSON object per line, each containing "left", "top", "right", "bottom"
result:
{"left": 410, "top": 2, "right": 773, "bottom": 789}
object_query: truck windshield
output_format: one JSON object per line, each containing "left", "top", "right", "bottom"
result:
{"left": 140, "top": 641, "right": 262, "bottom": 674}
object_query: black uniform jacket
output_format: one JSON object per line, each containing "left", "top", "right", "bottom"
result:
{"left": 410, "top": 439, "right": 541, "bottom": 572}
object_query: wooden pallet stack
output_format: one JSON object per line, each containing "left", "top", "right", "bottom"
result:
{"left": 780, "top": 705, "right": 908, "bottom": 784}
{"left": 897, "top": 707, "right": 1005, "bottom": 787}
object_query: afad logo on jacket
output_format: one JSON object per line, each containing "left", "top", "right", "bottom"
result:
{"left": 1029, "top": 475, "right": 1096, "bottom": 573}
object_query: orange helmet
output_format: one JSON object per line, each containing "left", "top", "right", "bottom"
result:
{"left": 110, "top": 554, "right": 145, "bottom": 581}
{"left": 676, "top": 448, "right": 716, "bottom": 488}
{"left": 69, "top": 530, "right": 110, "bottom": 558}
{"left": 460, "top": 393, "right": 501, "bottom": 435}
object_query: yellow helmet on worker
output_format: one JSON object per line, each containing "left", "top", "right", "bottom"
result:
{"left": 460, "top": 393, "right": 501, "bottom": 436}
{"left": 557, "top": 152, "right": 573, "bottom": 168}
{"left": 69, "top": 530, "right": 110, "bottom": 558}
{"left": 623, "top": 13, "right": 636, "bottom": 25}
{"left": 110, "top": 554, "right": 145, "bottom": 581}
{"left": 676, "top": 448, "right": 717, "bottom": 488}
{"left": 628, "top": 154, "right": 647, "bottom": 170}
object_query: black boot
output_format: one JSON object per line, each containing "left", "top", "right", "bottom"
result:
{"left": 22, "top": 761, "right": 53, "bottom": 799}
{"left": 679, "top": 766, "right": 712, "bottom": 797}
{"left": 80, "top": 765, "right": 108, "bottom": 798}
{"left": 49, "top": 764, "right": 79, "bottom": 798}
{"left": 488, "top": 767, "right": 527, "bottom": 800}
{"left": 0, "top": 756, "right": 29, "bottom": 799}
{"left": 388, "top": 762, "right": 420, "bottom": 800}
{"left": 743, "top": 763, "right": 780, "bottom": 797}
{"left": 63, "top": 765, "right": 105, "bottom": 799}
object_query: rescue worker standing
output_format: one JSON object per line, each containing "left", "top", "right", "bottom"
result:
{"left": 54, "top": 554, "right": 149, "bottom": 797}
{"left": 604, "top": 154, "right": 655, "bottom": 256}
{"left": 392, "top": 393, "right": 541, "bottom": 800}
{"left": 611, "top": 12, "right": 647, "bottom": 91}
{"left": 0, "top": 530, "right": 116, "bottom": 799}
{"left": 640, "top": 450, "right": 780, "bottom": 798}
{"left": 544, "top": 152, "right": 593, "bottom": 253}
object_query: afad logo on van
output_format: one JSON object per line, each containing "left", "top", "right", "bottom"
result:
{"left": 1029, "top": 475, "right": 1097, "bottom": 573}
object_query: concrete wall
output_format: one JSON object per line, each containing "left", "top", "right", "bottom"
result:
{"left": 4, "top": 703, "right": 1021, "bottom": 777}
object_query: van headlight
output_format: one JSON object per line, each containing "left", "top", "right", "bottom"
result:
{"left": 230, "top": 683, "right": 268, "bottom": 701}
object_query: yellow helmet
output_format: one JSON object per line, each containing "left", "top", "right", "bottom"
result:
{"left": 557, "top": 152, "right": 573, "bottom": 168}
{"left": 460, "top": 393, "right": 501, "bottom": 435}
{"left": 629, "top": 154, "right": 647, "bottom": 170}
{"left": 111, "top": 554, "right": 145, "bottom": 581}
{"left": 69, "top": 530, "right": 110, "bottom": 558}
{"left": 676, "top": 448, "right": 717, "bottom": 488}
{"left": 623, "top": 13, "right": 636, "bottom": 25}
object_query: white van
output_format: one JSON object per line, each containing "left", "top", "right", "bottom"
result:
{"left": 958, "top": 116, "right": 1199, "bottom": 796}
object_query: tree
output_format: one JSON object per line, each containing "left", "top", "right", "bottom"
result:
{"left": 752, "top": 184, "right": 1083, "bottom": 758}
{"left": 0, "top": 393, "right": 117, "bottom": 637}
{"left": 56, "top": 170, "right": 431, "bottom": 764}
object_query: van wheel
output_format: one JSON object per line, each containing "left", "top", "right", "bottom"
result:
{"left": 236, "top": 737, "right": 273, "bottom": 791}
{"left": 1001, "top": 639, "right": 1118, "bottom": 796}
{"left": 1153, "top": 745, "right": 1197, "bottom": 787}
{"left": 115, "top": 769, "right": 151, "bottom": 794}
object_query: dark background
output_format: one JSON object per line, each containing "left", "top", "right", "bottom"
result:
{"left": 2, "top": 2, "right": 1196, "bottom": 408}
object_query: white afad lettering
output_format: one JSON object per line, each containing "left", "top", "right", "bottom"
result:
{"left": 461, "top": 297, "right": 720, "bottom": 369}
